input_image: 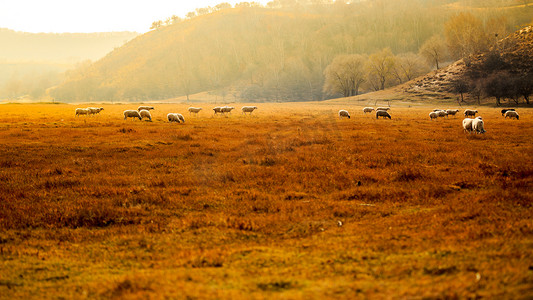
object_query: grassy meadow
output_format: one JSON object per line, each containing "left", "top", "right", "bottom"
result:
{"left": 0, "top": 102, "right": 532, "bottom": 299}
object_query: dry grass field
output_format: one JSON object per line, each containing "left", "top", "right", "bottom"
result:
{"left": 0, "top": 102, "right": 532, "bottom": 299}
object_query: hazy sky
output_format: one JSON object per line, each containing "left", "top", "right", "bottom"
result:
{"left": 0, "top": 0, "right": 269, "bottom": 33}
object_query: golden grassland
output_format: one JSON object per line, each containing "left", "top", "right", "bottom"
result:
{"left": 0, "top": 102, "right": 531, "bottom": 299}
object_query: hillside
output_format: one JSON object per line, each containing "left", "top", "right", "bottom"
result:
{"left": 0, "top": 29, "right": 139, "bottom": 101}
{"left": 0, "top": 28, "right": 138, "bottom": 63}
{"left": 498, "top": 25, "right": 533, "bottom": 72}
{"left": 400, "top": 25, "right": 533, "bottom": 103}
{"left": 44, "top": 1, "right": 533, "bottom": 103}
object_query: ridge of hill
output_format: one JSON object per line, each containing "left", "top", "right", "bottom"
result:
{"left": 0, "top": 28, "right": 139, "bottom": 63}
{"left": 0, "top": 29, "right": 139, "bottom": 101}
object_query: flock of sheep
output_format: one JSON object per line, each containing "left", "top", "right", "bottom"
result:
{"left": 437, "top": 108, "right": 519, "bottom": 134}
{"left": 212, "top": 106, "right": 258, "bottom": 116}
{"left": 337, "top": 106, "right": 522, "bottom": 135}
{"left": 75, "top": 104, "right": 520, "bottom": 135}
{"left": 122, "top": 106, "right": 190, "bottom": 123}
{"left": 339, "top": 107, "right": 392, "bottom": 119}
{"left": 75, "top": 105, "right": 259, "bottom": 123}
{"left": 428, "top": 109, "right": 460, "bottom": 120}
{"left": 75, "top": 107, "right": 104, "bottom": 116}
{"left": 427, "top": 108, "right": 488, "bottom": 134}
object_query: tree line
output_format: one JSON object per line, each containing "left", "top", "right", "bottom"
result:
{"left": 323, "top": 49, "right": 430, "bottom": 98}
{"left": 451, "top": 50, "right": 533, "bottom": 106}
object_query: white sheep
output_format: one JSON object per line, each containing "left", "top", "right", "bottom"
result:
{"left": 376, "top": 107, "right": 390, "bottom": 111}
{"left": 168, "top": 114, "right": 179, "bottom": 122}
{"left": 376, "top": 110, "right": 391, "bottom": 119}
{"left": 504, "top": 110, "right": 519, "bottom": 120}
{"left": 432, "top": 109, "right": 445, "bottom": 112}
{"left": 464, "top": 109, "right": 478, "bottom": 118}
{"left": 462, "top": 118, "right": 474, "bottom": 133}
{"left": 446, "top": 109, "right": 459, "bottom": 117}
{"left": 363, "top": 107, "right": 375, "bottom": 114}
{"left": 188, "top": 107, "right": 202, "bottom": 115}
{"left": 213, "top": 106, "right": 223, "bottom": 116}
{"left": 139, "top": 109, "right": 152, "bottom": 121}
{"left": 88, "top": 107, "right": 104, "bottom": 115}
{"left": 338, "top": 110, "right": 350, "bottom": 119}
{"left": 472, "top": 116, "right": 486, "bottom": 134}
{"left": 221, "top": 106, "right": 235, "bottom": 114}
{"left": 437, "top": 110, "right": 448, "bottom": 118}
{"left": 137, "top": 106, "right": 154, "bottom": 111}
{"left": 75, "top": 108, "right": 90, "bottom": 116}
{"left": 429, "top": 111, "right": 438, "bottom": 120}
{"left": 241, "top": 106, "right": 258, "bottom": 115}
{"left": 501, "top": 108, "right": 515, "bottom": 116}
{"left": 167, "top": 113, "right": 179, "bottom": 123}
{"left": 123, "top": 110, "right": 142, "bottom": 120}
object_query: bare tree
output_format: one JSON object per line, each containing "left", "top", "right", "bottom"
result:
{"left": 323, "top": 54, "right": 366, "bottom": 97}
{"left": 451, "top": 77, "right": 470, "bottom": 103}
{"left": 366, "top": 48, "right": 396, "bottom": 90}
{"left": 482, "top": 72, "right": 512, "bottom": 106}
{"left": 419, "top": 35, "right": 448, "bottom": 70}
{"left": 150, "top": 21, "right": 162, "bottom": 30}
{"left": 215, "top": 3, "right": 232, "bottom": 10}
{"left": 513, "top": 74, "right": 533, "bottom": 104}
{"left": 392, "top": 52, "right": 429, "bottom": 84}
{"left": 444, "top": 12, "right": 488, "bottom": 59}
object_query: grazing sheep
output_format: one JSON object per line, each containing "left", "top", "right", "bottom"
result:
{"left": 464, "top": 109, "right": 478, "bottom": 118}
{"left": 462, "top": 118, "right": 474, "bottom": 133}
{"left": 446, "top": 109, "right": 459, "bottom": 117}
{"left": 376, "top": 107, "right": 390, "bottom": 111}
{"left": 501, "top": 108, "right": 515, "bottom": 116}
{"left": 338, "top": 110, "right": 350, "bottom": 119}
{"left": 123, "top": 110, "right": 142, "bottom": 120}
{"left": 472, "top": 116, "right": 486, "bottom": 134}
{"left": 429, "top": 111, "right": 438, "bottom": 120}
{"left": 188, "top": 107, "right": 202, "bottom": 115}
{"left": 139, "top": 109, "right": 152, "bottom": 121}
{"left": 213, "top": 106, "right": 223, "bottom": 116}
{"left": 75, "top": 108, "right": 90, "bottom": 116}
{"left": 437, "top": 110, "right": 448, "bottom": 118}
{"left": 432, "top": 109, "right": 445, "bottom": 112}
{"left": 363, "top": 107, "right": 375, "bottom": 114}
{"left": 167, "top": 113, "right": 184, "bottom": 123}
{"left": 376, "top": 110, "right": 391, "bottom": 119}
{"left": 137, "top": 106, "right": 154, "bottom": 111}
{"left": 241, "top": 106, "right": 258, "bottom": 115}
{"left": 504, "top": 110, "right": 519, "bottom": 120}
{"left": 221, "top": 106, "right": 235, "bottom": 114}
{"left": 167, "top": 113, "right": 180, "bottom": 123}
{"left": 88, "top": 107, "right": 104, "bottom": 115}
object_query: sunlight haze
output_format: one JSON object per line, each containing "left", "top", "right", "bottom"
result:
{"left": 0, "top": 0, "right": 268, "bottom": 33}
{"left": 0, "top": 1, "right": 532, "bottom": 298}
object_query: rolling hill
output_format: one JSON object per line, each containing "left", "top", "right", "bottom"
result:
{"left": 0, "top": 29, "right": 139, "bottom": 101}
{"left": 0, "top": 28, "right": 138, "bottom": 63}
{"left": 39, "top": 1, "right": 533, "bottom": 103}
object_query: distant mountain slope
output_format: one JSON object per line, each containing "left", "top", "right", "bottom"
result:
{"left": 49, "top": 1, "right": 533, "bottom": 103}
{"left": 0, "top": 28, "right": 138, "bottom": 63}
